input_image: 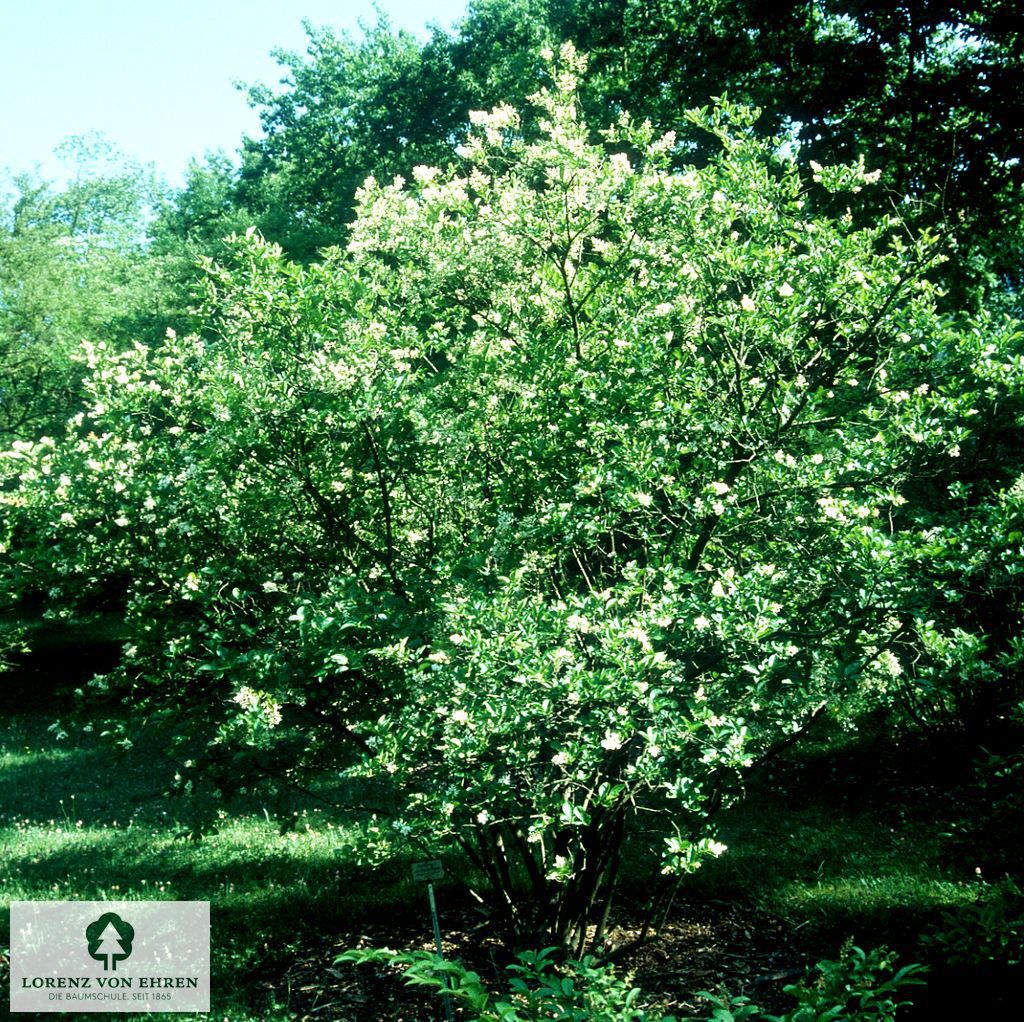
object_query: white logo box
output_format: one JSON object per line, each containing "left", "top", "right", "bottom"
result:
{"left": 10, "top": 901, "right": 209, "bottom": 1013}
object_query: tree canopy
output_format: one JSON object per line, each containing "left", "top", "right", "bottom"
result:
{"left": 236, "top": 0, "right": 1023, "bottom": 305}
{"left": 0, "top": 138, "right": 164, "bottom": 440}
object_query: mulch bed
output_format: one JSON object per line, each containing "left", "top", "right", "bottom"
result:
{"left": 282, "top": 893, "right": 818, "bottom": 1021}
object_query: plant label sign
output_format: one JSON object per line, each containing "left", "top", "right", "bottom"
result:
{"left": 411, "top": 859, "right": 444, "bottom": 883}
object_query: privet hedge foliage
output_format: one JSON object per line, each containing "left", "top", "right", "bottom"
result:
{"left": 2, "top": 47, "right": 1022, "bottom": 949}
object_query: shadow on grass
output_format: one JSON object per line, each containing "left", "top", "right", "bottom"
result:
{"left": 0, "top": 830, "right": 426, "bottom": 903}
{"left": 0, "top": 708, "right": 432, "bottom": 1018}
{"left": 678, "top": 732, "right": 983, "bottom": 946}
{"left": 0, "top": 726, "right": 177, "bottom": 825}
{"left": 0, "top": 613, "right": 127, "bottom": 713}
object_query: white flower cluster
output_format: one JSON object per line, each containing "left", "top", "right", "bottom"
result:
{"left": 232, "top": 687, "right": 283, "bottom": 728}
{"left": 467, "top": 103, "right": 519, "bottom": 146}
{"left": 876, "top": 650, "right": 903, "bottom": 677}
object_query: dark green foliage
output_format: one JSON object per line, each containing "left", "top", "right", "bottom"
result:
{"left": 944, "top": 712, "right": 1024, "bottom": 879}
{"left": 340, "top": 945, "right": 678, "bottom": 1021}
{"left": 922, "top": 881, "right": 1024, "bottom": 968}
{"left": 702, "top": 944, "right": 926, "bottom": 1021}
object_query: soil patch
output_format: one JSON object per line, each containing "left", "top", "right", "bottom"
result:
{"left": 283, "top": 893, "right": 817, "bottom": 1020}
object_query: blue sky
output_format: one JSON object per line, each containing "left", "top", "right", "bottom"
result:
{"left": 0, "top": 1, "right": 468, "bottom": 189}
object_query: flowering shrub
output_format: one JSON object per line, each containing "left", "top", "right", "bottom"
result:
{"left": 2, "top": 45, "right": 1019, "bottom": 949}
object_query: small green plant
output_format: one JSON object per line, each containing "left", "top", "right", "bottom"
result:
{"left": 922, "top": 881, "right": 1024, "bottom": 968}
{"left": 700, "top": 943, "right": 927, "bottom": 1021}
{"left": 337, "top": 945, "right": 677, "bottom": 1021}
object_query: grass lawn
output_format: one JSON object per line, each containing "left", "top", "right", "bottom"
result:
{"left": 0, "top": 628, "right": 1002, "bottom": 1020}
{"left": 685, "top": 729, "right": 984, "bottom": 943}
{"left": 1, "top": 706, "right": 994, "bottom": 1020}
{"left": 0, "top": 711, "right": 433, "bottom": 1020}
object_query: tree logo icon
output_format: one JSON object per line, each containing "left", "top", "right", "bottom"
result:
{"left": 85, "top": 912, "right": 135, "bottom": 971}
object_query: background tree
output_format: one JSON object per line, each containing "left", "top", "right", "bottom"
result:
{"left": 236, "top": 1, "right": 1023, "bottom": 309}
{"left": 0, "top": 136, "right": 165, "bottom": 441}
{"left": 594, "top": 0, "right": 1024, "bottom": 308}
{"left": 236, "top": 15, "right": 461, "bottom": 260}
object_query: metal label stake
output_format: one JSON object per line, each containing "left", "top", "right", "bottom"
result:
{"left": 412, "top": 860, "right": 454, "bottom": 1022}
